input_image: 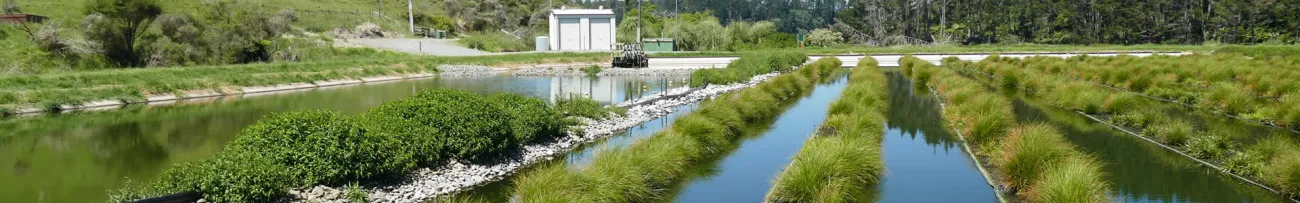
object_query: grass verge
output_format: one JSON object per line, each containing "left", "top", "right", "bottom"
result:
{"left": 509, "top": 56, "right": 842, "bottom": 202}
{"left": 689, "top": 52, "right": 808, "bottom": 87}
{"left": 0, "top": 52, "right": 609, "bottom": 113}
{"left": 766, "top": 56, "right": 887, "bottom": 202}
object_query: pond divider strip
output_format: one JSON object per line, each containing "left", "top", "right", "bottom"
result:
{"left": 1077, "top": 112, "right": 1299, "bottom": 202}
{"left": 929, "top": 87, "right": 1012, "bottom": 203}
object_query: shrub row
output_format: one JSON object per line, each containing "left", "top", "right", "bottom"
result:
{"left": 904, "top": 56, "right": 1112, "bottom": 202}
{"left": 689, "top": 52, "right": 809, "bottom": 87}
{"left": 966, "top": 55, "right": 1300, "bottom": 196}
{"left": 511, "top": 56, "right": 841, "bottom": 202}
{"left": 767, "top": 56, "right": 887, "bottom": 202}
{"left": 110, "top": 89, "right": 611, "bottom": 202}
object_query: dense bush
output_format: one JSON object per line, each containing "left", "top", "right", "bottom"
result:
{"left": 363, "top": 89, "right": 515, "bottom": 162}
{"left": 491, "top": 93, "right": 568, "bottom": 143}
{"left": 115, "top": 89, "right": 604, "bottom": 202}
{"left": 227, "top": 110, "right": 412, "bottom": 185}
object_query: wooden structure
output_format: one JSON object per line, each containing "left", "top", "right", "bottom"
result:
{"left": 0, "top": 14, "right": 47, "bottom": 24}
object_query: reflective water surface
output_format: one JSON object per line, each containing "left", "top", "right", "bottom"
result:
{"left": 0, "top": 75, "right": 688, "bottom": 203}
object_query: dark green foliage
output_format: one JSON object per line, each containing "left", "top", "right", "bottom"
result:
{"left": 363, "top": 89, "right": 514, "bottom": 162}
{"left": 689, "top": 52, "right": 808, "bottom": 87}
{"left": 83, "top": 0, "right": 162, "bottom": 67}
{"left": 1144, "top": 119, "right": 1194, "bottom": 145}
{"left": 555, "top": 96, "right": 617, "bottom": 119}
{"left": 344, "top": 183, "right": 368, "bottom": 203}
{"left": 1186, "top": 133, "right": 1236, "bottom": 159}
{"left": 227, "top": 110, "right": 412, "bottom": 185}
{"left": 490, "top": 93, "right": 567, "bottom": 143}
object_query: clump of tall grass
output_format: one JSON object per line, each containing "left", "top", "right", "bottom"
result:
{"left": 1026, "top": 157, "right": 1110, "bottom": 203}
{"left": 512, "top": 55, "right": 838, "bottom": 202}
{"left": 996, "top": 124, "right": 1073, "bottom": 190}
{"left": 915, "top": 57, "right": 1112, "bottom": 202}
{"left": 769, "top": 57, "right": 887, "bottom": 202}
{"left": 1143, "top": 119, "right": 1194, "bottom": 145}
{"left": 1184, "top": 132, "right": 1236, "bottom": 159}
{"left": 1112, "top": 108, "right": 1165, "bottom": 128}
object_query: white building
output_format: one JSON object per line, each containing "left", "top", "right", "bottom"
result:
{"left": 548, "top": 8, "right": 617, "bottom": 51}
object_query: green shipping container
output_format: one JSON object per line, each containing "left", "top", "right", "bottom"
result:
{"left": 642, "top": 38, "right": 675, "bottom": 52}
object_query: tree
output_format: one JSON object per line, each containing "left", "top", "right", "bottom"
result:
{"left": 83, "top": 0, "right": 163, "bottom": 67}
{"left": 3, "top": 0, "right": 18, "bottom": 14}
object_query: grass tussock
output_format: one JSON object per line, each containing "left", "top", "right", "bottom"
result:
{"left": 967, "top": 53, "right": 1300, "bottom": 198}
{"left": 769, "top": 56, "right": 887, "bottom": 202}
{"left": 510, "top": 55, "right": 840, "bottom": 202}
{"left": 689, "top": 52, "right": 808, "bottom": 87}
{"left": 906, "top": 56, "right": 1111, "bottom": 202}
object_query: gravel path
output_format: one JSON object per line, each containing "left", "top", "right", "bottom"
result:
{"left": 289, "top": 72, "right": 782, "bottom": 203}
{"left": 343, "top": 38, "right": 489, "bottom": 56}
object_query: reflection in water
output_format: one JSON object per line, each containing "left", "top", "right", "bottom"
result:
{"left": 0, "top": 75, "right": 687, "bottom": 203}
{"left": 1009, "top": 96, "right": 1285, "bottom": 203}
{"left": 877, "top": 70, "right": 997, "bottom": 202}
{"left": 671, "top": 75, "right": 850, "bottom": 202}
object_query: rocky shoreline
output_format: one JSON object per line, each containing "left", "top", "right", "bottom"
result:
{"left": 289, "top": 72, "right": 781, "bottom": 203}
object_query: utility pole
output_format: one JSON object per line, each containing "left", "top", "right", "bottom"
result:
{"left": 377, "top": 0, "right": 381, "bottom": 16}
{"left": 408, "top": 0, "right": 414, "bottom": 34}
{"left": 674, "top": 0, "right": 679, "bottom": 51}
{"left": 636, "top": 0, "right": 642, "bottom": 43}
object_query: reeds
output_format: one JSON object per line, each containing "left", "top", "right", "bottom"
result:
{"left": 510, "top": 56, "right": 840, "bottom": 202}
{"left": 768, "top": 56, "right": 887, "bottom": 203}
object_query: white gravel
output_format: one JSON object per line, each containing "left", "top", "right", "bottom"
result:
{"left": 289, "top": 72, "right": 781, "bottom": 203}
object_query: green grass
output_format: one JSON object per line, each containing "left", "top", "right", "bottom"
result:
{"left": 1144, "top": 119, "right": 1194, "bottom": 145}
{"left": 13, "top": 0, "right": 435, "bottom": 33}
{"left": 689, "top": 52, "right": 808, "bottom": 87}
{"left": 768, "top": 57, "right": 887, "bottom": 202}
{"left": 458, "top": 32, "right": 532, "bottom": 52}
{"left": 1027, "top": 157, "right": 1110, "bottom": 203}
{"left": 997, "top": 124, "right": 1074, "bottom": 191}
{"left": 652, "top": 44, "right": 1215, "bottom": 57}
{"left": 509, "top": 55, "right": 840, "bottom": 202}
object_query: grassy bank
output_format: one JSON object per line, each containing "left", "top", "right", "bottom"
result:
{"left": 108, "top": 88, "right": 617, "bottom": 202}
{"left": 0, "top": 52, "right": 608, "bottom": 115}
{"left": 652, "top": 44, "right": 1217, "bottom": 57}
{"left": 765, "top": 56, "right": 887, "bottom": 202}
{"left": 509, "top": 57, "right": 842, "bottom": 202}
{"left": 959, "top": 55, "right": 1300, "bottom": 197}
{"left": 902, "top": 56, "right": 1111, "bottom": 202}
{"left": 689, "top": 52, "right": 808, "bottom": 87}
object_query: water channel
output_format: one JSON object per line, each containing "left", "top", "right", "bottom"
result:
{"left": 1010, "top": 94, "right": 1288, "bottom": 202}
{"left": 0, "top": 75, "right": 689, "bottom": 203}
{"left": 876, "top": 70, "right": 997, "bottom": 202}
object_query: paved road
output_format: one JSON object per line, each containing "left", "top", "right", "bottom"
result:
{"left": 647, "top": 52, "right": 1188, "bottom": 69}
{"left": 344, "top": 38, "right": 489, "bottom": 56}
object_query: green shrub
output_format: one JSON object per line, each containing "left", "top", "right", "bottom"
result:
{"left": 1185, "top": 133, "right": 1235, "bottom": 159}
{"left": 362, "top": 89, "right": 515, "bottom": 162}
{"left": 1144, "top": 119, "right": 1194, "bottom": 145}
{"left": 1113, "top": 108, "right": 1164, "bottom": 128}
{"left": 581, "top": 65, "right": 603, "bottom": 77}
{"left": 458, "top": 32, "right": 530, "bottom": 52}
{"left": 344, "top": 183, "right": 368, "bottom": 203}
{"left": 226, "top": 110, "right": 412, "bottom": 185}
{"left": 998, "top": 124, "right": 1073, "bottom": 190}
{"left": 1028, "top": 157, "right": 1109, "bottom": 203}
{"left": 491, "top": 93, "right": 568, "bottom": 143}
{"left": 555, "top": 96, "right": 616, "bottom": 119}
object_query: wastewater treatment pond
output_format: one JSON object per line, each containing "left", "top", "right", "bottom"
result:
{"left": 0, "top": 75, "right": 689, "bottom": 203}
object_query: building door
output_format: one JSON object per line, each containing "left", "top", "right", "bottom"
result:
{"left": 589, "top": 18, "right": 612, "bottom": 50}
{"left": 558, "top": 18, "right": 581, "bottom": 50}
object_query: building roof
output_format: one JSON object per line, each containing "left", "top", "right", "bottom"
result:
{"left": 551, "top": 8, "right": 614, "bottom": 15}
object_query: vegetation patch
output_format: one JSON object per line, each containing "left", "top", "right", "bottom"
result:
{"left": 903, "top": 56, "right": 1111, "bottom": 202}
{"left": 689, "top": 52, "right": 808, "bottom": 87}
{"left": 109, "top": 88, "right": 616, "bottom": 202}
{"left": 768, "top": 56, "right": 887, "bottom": 202}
